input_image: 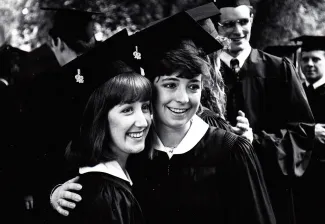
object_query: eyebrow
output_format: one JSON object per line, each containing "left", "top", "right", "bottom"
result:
{"left": 161, "top": 76, "right": 201, "bottom": 82}
{"left": 161, "top": 77, "right": 180, "bottom": 82}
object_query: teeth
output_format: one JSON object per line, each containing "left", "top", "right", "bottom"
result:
{"left": 128, "top": 131, "right": 144, "bottom": 138}
{"left": 168, "top": 107, "right": 187, "bottom": 113}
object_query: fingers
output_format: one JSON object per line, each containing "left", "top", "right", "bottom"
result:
{"left": 25, "top": 200, "right": 31, "bottom": 210}
{"left": 66, "top": 176, "right": 80, "bottom": 184}
{"left": 60, "top": 190, "right": 82, "bottom": 203}
{"left": 56, "top": 205, "right": 70, "bottom": 217}
{"left": 238, "top": 110, "right": 245, "bottom": 117}
{"left": 58, "top": 198, "right": 76, "bottom": 209}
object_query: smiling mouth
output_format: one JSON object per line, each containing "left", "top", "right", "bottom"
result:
{"left": 167, "top": 107, "right": 189, "bottom": 114}
{"left": 127, "top": 131, "right": 145, "bottom": 139}
{"left": 231, "top": 36, "right": 245, "bottom": 42}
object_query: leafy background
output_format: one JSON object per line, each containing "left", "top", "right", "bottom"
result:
{"left": 1, "top": 0, "right": 325, "bottom": 52}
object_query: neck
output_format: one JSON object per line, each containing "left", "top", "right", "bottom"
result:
{"left": 116, "top": 154, "right": 129, "bottom": 170}
{"left": 154, "top": 118, "right": 191, "bottom": 148}
{"left": 227, "top": 49, "right": 243, "bottom": 58}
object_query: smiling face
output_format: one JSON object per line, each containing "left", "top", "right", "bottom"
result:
{"left": 301, "top": 50, "right": 325, "bottom": 84}
{"left": 107, "top": 101, "right": 151, "bottom": 159}
{"left": 153, "top": 70, "right": 202, "bottom": 129}
{"left": 218, "top": 5, "right": 253, "bottom": 56}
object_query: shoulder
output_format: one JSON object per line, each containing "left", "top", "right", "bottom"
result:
{"left": 251, "top": 49, "right": 297, "bottom": 79}
{"left": 197, "top": 129, "right": 254, "bottom": 163}
{"left": 198, "top": 108, "right": 231, "bottom": 131}
{"left": 66, "top": 172, "right": 143, "bottom": 223}
{"left": 252, "top": 49, "right": 295, "bottom": 67}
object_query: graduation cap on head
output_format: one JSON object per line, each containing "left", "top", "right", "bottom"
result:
{"left": 291, "top": 35, "right": 325, "bottom": 51}
{"left": 263, "top": 45, "right": 300, "bottom": 58}
{"left": 186, "top": 2, "right": 220, "bottom": 22}
{"left": 60, "top": 28, "right": 139, "bottom": 98}
{"left": 131, "top": 11, "right": 223, "bottom": 76}
{"left": 186, "top": 2, "right": 220, "bottom": 38}
{"left": 41, "top": 7, "right": 102, "bottom": 50}
{"left": 214, "top": 0, "right": 251, "bottom": 8}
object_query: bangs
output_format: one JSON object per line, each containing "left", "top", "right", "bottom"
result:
{"left": 108, "top": 72, "right": 152, "bottom": 105}
{"left": 146, "top": 39, "right": 210, "bottom": 80}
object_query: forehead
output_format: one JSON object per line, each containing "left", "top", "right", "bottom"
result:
{"left": 219, "top": 5, "right": 251, "bottom": 21}
{"left": 154, "top": 71, "right": 202, "bottom": 83}
{"left": 301, "top": 50, "right": 325, "bottom": 59}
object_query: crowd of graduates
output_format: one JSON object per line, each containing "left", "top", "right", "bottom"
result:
{"left": 0, "top": 0, "right": 325, "bottom": 224}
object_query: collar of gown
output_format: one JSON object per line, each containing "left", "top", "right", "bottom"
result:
{"left": 305, "top": 74, "right": 325, "bottom": 90}
{"left": 79, "top": 160, "right": 133, "bottom": 185}
{"left": 219, "top": 46, "right": 252, "bottom": 69}
{"left": 152, "top": 115, "right": 209, "bottom": 159}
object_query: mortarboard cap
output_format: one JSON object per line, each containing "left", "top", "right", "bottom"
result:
{"left": 214, "top": 0, "right": 251, "bottom": 8}
{"left": 186, "top": 2, "right": 220, "bottom": 22}
{"left": 263, "top": 45, "right": 300, "bottom": 58}
{"left": 41, "top": 7, "right": 102, "bottom": 51}
{"left": 52, "top": 29, "right": 149, "bottom": 148}
{"left": 186, "top": 2, "right": 220, "bottom": 38}
{"left": 131, "top": 11, "right": 223, "bottom": 75}
{"left": 59, "top": 28, "right": 139, "bottom": 99}
{"left": 291, "top": 35, "right": 325, "bottom": 51}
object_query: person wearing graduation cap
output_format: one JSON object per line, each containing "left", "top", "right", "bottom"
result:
{"left": 186, "top": 2, "right": 251, "bottom": 134}
{"left": 45, "top": 28, "right": 152, "bottom": 224}
{"left": 19, "top": 5, "right": 101, "bottom": 215}
{"left": 291, "top": 35, "right": 325, "bottom": 224}
{"left": 50, "top": 11, "right": 276, "bottom": 224}
{"left": 211, "top": 1, "right": 315, "bottom": 224}
{"left": 42, "top": 6, "right": 100, "bottom": 67}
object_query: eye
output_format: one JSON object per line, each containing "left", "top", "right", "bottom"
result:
{"left": 302, "top": 58, "right": 309, "bottom": 63}
{"left": 163, "top": 83, "right": 177, "bottom": 89}
{"left": 188, "top": 84, "right": 201, "bottom": 91}
{"left": 222, "top": 21, "right": 235, "bottom": 29}
{"left": 312, "top": 58, "right": 320, "bottom": 63}
{"left": 142, "top": 102, "right": 151, "bottom": 113}
{"left": 121, "top": 106, "right": 133, "bottom": 114}
{"left": 238, "top": 18, "right": 249, "bottom": 26}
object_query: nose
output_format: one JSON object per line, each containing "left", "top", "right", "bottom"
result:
{"left": 306, "top": 59, "right": 314, "bottom": 66}
{"left": 232, "top": 23, "right": 243, "bottom": 34}
{"left": 175, "top": 86, "right": 189, "bottom": 104}
{"left": 134, "top": 110, "right": 149, "bottom": 128}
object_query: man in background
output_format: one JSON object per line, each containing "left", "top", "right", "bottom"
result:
{"left": 294, "top": 35, "right": 325, "bottom": 224}
{"left": 212, "top": 0, "right": 315, "bottom": 223}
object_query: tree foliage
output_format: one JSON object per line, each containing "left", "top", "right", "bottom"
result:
{"left": 1, "top": 0, "right": 325, "bottom": 51}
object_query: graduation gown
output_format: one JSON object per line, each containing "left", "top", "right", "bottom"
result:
{"left": 197, "top": 106, "right": 231, "bottom": 131}
{"left": 130, "top": 116, "right": 275, "bottom": 224}
{"left": 50, "top": 172, "right": 145, "bottom": 224}
{"left": 294, "top": 83, "right": 325, "bottom": 224}
{"left": 21, "top": 67, "right": 81, "bottom": 211}
{"left": 217, "top": 49, "right": 315, "bottom": 224}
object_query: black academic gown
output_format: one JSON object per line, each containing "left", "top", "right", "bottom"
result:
{"left": 130, "top": 127, "right": 276, "bottom": 224}
{"left": 197, "top": 106, "right": 231, "bottom": 131}
{"left": 21, "top": 67, "right": 81, "bottom": 214}
{"left": 294, "top": 83, "right": 325, "bottom": 224}
{"left": 217, "top": 49, "right": 315, "bottom": 224}
{"left": 50, "top": 172, "right": 145, "bottom": 224}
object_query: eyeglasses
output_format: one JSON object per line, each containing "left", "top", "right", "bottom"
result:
{"left": 218, "top": 18, "right": 251, "bottom": 29}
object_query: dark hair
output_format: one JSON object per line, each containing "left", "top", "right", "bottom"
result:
{"left": 146, "top": 39, "right": 211, "bottom": 82}
{"left": 66, "top": 71, "right": 152, "bottom": 167}
{"left": 145, "top": 39, "right": 226, "bottom": 117}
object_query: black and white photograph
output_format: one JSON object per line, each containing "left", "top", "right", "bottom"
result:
{"left": 0, "top": 0, "right": 324, "bottom": 223}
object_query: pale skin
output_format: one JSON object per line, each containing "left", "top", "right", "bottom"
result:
{"left": 49, "top": 37, "right": 79, "bottom": 66}
{"left": 50, "top": 71, "right": 253, "bottom": 216}
{"left": 217, "top": 5, "right": 254, "bottom": 57}
{"left": 300, "top": 50, "right": 325, "bottom": 144}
